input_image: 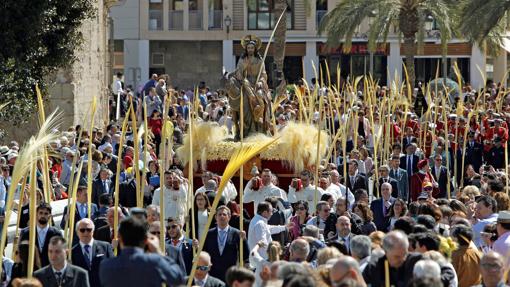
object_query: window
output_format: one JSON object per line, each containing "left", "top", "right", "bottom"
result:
{"left": 316, "top": 0, "right": 327, "bottom": 28}
{"left": 248, "top": 0, "right": 293, "bottom": 30}
{"left": 169, "top": 0, "right": 184, "bottom": 30}
{"left": 149, "top": 0, "right": 163, "bottom": 30}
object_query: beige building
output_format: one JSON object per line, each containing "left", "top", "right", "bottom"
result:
{"left": 110, "top": 0, "right": 510, "bottom": 91}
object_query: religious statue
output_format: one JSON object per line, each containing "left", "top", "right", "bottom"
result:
{"left": 222, "top": 35, "right": 272, "bottom": 140}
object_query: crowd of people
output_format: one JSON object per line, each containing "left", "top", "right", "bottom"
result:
{"left": 1, "top": 72, "right": 510, "bottom": 287}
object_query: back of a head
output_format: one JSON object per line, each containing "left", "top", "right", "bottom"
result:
{"left": 451, "top": 224, "right": 473, "bottom": 246}
{"left": 383, "top": 231, "right": 409, "bottom": 252}
{"left": 416, "top": 215, "right": 436, "bottom": 230}
{"left": 278, "top": 262, "right": 308, "bottom": 282}
{"left": 303, "top": 225, "right": 320, "bottom": 239}
{"left": 284, "top": 274, "right": 315, "bottom": 287}
{"left": 119, "top": 217, "right": 148, "bottom": 248}
{"left": 11, "top": 278, "right": 43, "bottom": 287}
{"left": 290, "top": 239, "right": 310, "bottom": 261}
{"left": 409, "top": 276, "right": 443, "bottom": 287}
{"left": 350, "top": 235, "right": 372, "bottom": 260}
{"left": 225, "top": 266, "right": 255, "bottom": 287}
{"left": 413, "top": 259, "right": 441, "bottom": 280}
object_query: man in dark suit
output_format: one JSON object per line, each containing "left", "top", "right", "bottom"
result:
{"left": 34, "top": 235, "right": 90, "bottom": 287}
{"left": 327, "top": 216, "right": 353, "bottom": 255}
{"left": 431, "top": 154, "right": 453, "bottom": 199}
{"left": 345, "top": 160, "right": 367, "bottom": 192}
{"left": 165, "top": 217, "right": 195, "bottom": 274}
{"left": 61, "top": 186, "right": 98, "bottom": 230}
{"left": 363, "top": 231, "right": 422, "bottom": 287}
{"left": 91, "top": 167, "right": 112, "bottom": 205}
{"left": 376, "top": 165, "right": 399, "bottom": 198}
{"left": 465, "top": 131, "right": 484, "bottom": 172}
{"left": 191, "top": 251, "right": 226, "bottom": 287}
{"left": 94, "top": 207, "right": 125, "bottom": 245}
{"left": 20, "top": 202, "right": 62, "bottom": 267}
{"left": 203, "top": 205, "right": 249, "bottom": 282}
{"left": 389, "top": 155, "right": 409, "bottom": 201}
{"left": 370, "top": 183, "right": 396, "bottom": 231}
{"left": 71, "top": 218, "right": 113, "bottom": 287}
{"left": 147, "top": 219, "right": 187, "bottom": 273}
{"left": 306, "top": 201, "right": 337, "bottom": 240}
{"left": 402, "top": 127, "right": 416, "bottom": 149}
{"left": 400, "top": 143, "right": 419, "bottom": 180}
{"left": 99, "top": 217, "right": 184, "bottom": 287}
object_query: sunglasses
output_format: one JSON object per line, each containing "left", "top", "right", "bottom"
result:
{"left": 150, "top": 231, "right": 161, "bottom": 235}
{"left": 79, "top": 228, "right": 93, "bottom": 233}
{"left": 197, "top": 266, "right": 210, "bottom": 271}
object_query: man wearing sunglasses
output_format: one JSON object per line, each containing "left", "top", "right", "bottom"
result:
{"left": 71, "top": 218, "right": 113, "bottom": 287}
{"left": 192, "top": 251, "right": 225, "bottom": 287}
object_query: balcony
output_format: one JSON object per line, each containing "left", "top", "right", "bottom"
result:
{"left": 149, "top": 9, "right": 163, "bottom": 30}
{"left": 208, "top": 10, "right": 223, "bottom": 30}
{"left": 189, "top": 10, "right": 203, "bottom": 30}
{"left": 316, "top": 10, "right": 327, "bottom": 29}
{"left": 169, "top": 10, "right": 184, "bottom": 30}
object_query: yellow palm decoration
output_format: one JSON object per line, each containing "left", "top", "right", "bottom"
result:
{"left": 186, "top": 137, "right": 278, "bottom": 287}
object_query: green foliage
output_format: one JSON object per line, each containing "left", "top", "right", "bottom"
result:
{"left": 0, "top": 0, "right": 95, "bottom": 125}
{"left": 459, "top": 0, "right": 510, "bottom": 56}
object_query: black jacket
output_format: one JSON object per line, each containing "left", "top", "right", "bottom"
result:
{"left": 20, "top": 225, "right": 62, "bottom": 267}
{"left": 71, "top": 240, "right": 114, "bottom": 287}
{"left": 33, "top": 263, "right": 90, "bottom": 287}
{"left": 363, "top": 253, "right": 422, "bottom": 287}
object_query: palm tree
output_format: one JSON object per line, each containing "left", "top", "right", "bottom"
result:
{"left": 459, "top": 0, "right": 510, "bottom": 57}
{"left": 319, "top": 0, "right": 456, "bottom": 87}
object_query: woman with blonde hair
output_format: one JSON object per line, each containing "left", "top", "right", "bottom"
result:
{"left": 250, "top": 241, "right": 282, "bottom": 286}
{"left": 316, "top": 247, "right": 342, "bottom": 266}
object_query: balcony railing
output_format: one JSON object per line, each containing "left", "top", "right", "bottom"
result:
{"left": 208, "top": 10, "right": 223, "bottom": 30}
{"left": 316, "top": 10, "right": 327, "bottom": 29}
{"left": 149, "top": 9, "right": 163, "bottom": 30}
{"left": 189, "top": 10, "right": 203, "bottom": 30}
{"left": 169, "top": 10, "right": 184, "bottom": 30}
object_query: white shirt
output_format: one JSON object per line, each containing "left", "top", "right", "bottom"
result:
{"left": 243, "top": 181, "right": 287, "bottom": 211}
{"left": 248, "top": 214, "right": 287, "bottom": 260}
{"left": 152, "top": 185, "right": 188, "bottom": 223}
{"left": 194, "top": 274, "right": 208, "bottom": 287}
{"left": 79, "top": 239, "right": 94, "bottom": 264}
{"left": 52, "top": 261, "right": 68, "bottom": 279}
{"left": 0, "top": 176, "right": 6, "bottom": 209}
{"left": 36, "top": 225, "right": 49, "bottom": 251}
{"left": 195, "top": 181, "right": 238, "bottom": 203}
{"left": 325, "top": 183, "right": 355, "bottom": 209}
{"left": 288, "top": 185, "right": 324, "bottom": 214}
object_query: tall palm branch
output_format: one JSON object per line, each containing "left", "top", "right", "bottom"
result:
{"left": 319, "top": 0, "right": 456, "bottom": 88}
{"left": 459, "top": 0, "right": 510, "bottom": 57}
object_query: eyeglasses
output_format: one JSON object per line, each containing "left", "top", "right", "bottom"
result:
{"left": 150, "top": 231, "right": 161, "bottom": 235}
{"left": 481, "top": 263, "right": 503, "bottom": 270}
{"left": 480, "top": 232, "right": 494, "bottom": 237}
{"left": 79, "top": 228, "right": 93, "bottom": 233}
{"left": 296, "top": 206, "right": 306, "bottom": 211}
{"left": 424, "top": 187, "right": 433, "bottom": 191}
{"left": 197, "top": 265, "right": 210, "bottom": 271}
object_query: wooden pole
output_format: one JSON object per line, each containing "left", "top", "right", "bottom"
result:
{"left": 27, "top": 160, "right": 37, "bottom": 278}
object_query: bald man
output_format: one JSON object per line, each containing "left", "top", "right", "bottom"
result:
{"left": 475, "top": 252, "right": 508, "bottom": 287}
{"left": 330, "top": 257, "right": 366, "bottom": 287}
{"left": 192, "top": 252, "right": 225, "bottom": 287}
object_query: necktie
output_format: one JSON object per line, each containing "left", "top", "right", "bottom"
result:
{"left": 218, "top": 230, "right": 227, "bottom": 254}
{"left": 103, "top": 180, "right": 108, "bottom": 193}
{"left": 38, "top": 231, "right": 44, "bottom": 252}
{"left": 350, "top": 176, "right": 355, "bottom": 188}
{"left": 81, "top": 204, "right": 87, "bottom": 218}
{"left": 55, "top": 271, "right": 62, "bottom": 286}
{"left": 83, "top": 245, "right": 91, "bottom": 268}
{"left": 407, "top": 156, "right": 413, "bottom": 175}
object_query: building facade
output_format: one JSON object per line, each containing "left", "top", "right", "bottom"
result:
{"left": 110, "top": 0, "right": 509, "bottom": 91}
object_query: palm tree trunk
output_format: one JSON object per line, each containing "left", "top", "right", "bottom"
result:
{"left": 402, "top": 35, "right": 416, "bottom": 89}
{"left": 273, "top": 0, "right": 287, "bottom": 95}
